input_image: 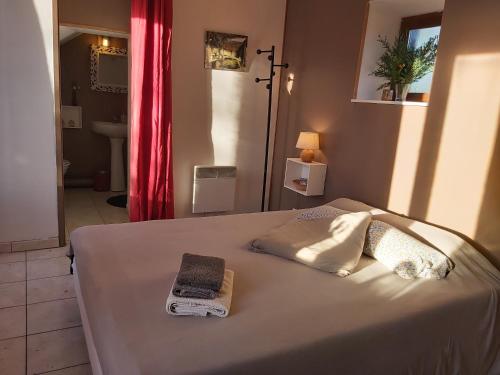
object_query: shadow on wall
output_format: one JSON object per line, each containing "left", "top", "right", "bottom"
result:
{"left": 390, "top": 0, "right": 500, "bottom": 267}
{"left": 406, "top": 53, "right": 500, "bottom": 266}
{"left": 271, "top": 0, "right": 500, "bottom": 267}
{"left": 269, "top": 0, "right": 407, "bottom": 213}
{"left": 175, "top": 44, "right": 268, "bottom": 217}
{"left": 476, "top": 111, "right": 500, "bottom": 257}
{"left": 0, "top": 0, "right": 59, "bottom": 242}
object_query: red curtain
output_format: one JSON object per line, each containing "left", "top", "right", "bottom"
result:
{"left": 129, "top": 0, "right": 174, "bottom": 221}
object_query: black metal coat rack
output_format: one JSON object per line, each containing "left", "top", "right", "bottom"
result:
{"left": 255, "top": 45, "right": 288, "bottom": 212}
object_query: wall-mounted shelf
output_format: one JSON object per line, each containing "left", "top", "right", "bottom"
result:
{"left": 351, "top": 99, "right": 428, "bottom": 107}
{"left": 284, "top": 158, "right": 327, "bottom": 196}
{"left": 62, "top": 105, "right": 83, "bottom": 128}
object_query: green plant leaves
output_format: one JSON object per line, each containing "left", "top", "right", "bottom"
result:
{"left": 370, "top": 34, "right": 438, "bottom": 90}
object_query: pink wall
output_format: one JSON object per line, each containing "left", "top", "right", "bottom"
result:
{"left": 172, "top": 0, "right": 287, "bottom": 217}
{"left": 59, "top": 0, "right": 131, "bottom": 32}
{"left": 271, "top": 0, "right": 500, "bottom": 267}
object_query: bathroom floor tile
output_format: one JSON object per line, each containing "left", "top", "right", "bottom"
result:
{"left": 64, "top": 188, "right": 129, "bottom": 236}
{"left": 27, "top": 326, "right": 89, "bottom": 375}
{"left": 28, "top": 274, "right": 75, "bottom": 304}
{"left": 64, "top": 188, "right": 93, "bottom": 205}
{"left": 0, "top": 305, "right": 26, "bottom": 339}
{"left": 89, "top": 190, "right": 129, "bottom": 224}
{"left": 27, "top": 257, "right": 70, "bottom": 280}
{"left": 65, "top": 189, "right": 104, "bottom": 231}
{"left": 27, "top": 246, "right": 69, "bottom": 261}
{"left": 0, "top": 251, "right": 26, "bottom": 264}
{"left": 65, "top": 220, "right": 102, "bottom": 237}
{"left": 96, "top": 205, "right": 129, "bottom": 224}
{"left": 0, "top": 282, "right": 26, "bottom": 308}
{"left": 0, "top": 262, "right": 26, "bottom": 284}
{"left": 40, "top": 363, "right": 92, "bottom": 375}
{"left": 0, "top": 336, "right": 26, "bottom": 375}
{"left": 27, "top": 298, "right": 81, "bottom": 334}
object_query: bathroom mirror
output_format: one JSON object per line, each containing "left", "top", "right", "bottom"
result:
{"left": 90, "top": 45, "right": 128, "bottom": 93}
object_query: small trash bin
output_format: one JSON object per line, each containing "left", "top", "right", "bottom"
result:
{"left": 94, "top": 170, "right": 110, "bottom": 192}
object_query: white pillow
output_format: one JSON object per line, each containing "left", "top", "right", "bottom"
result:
{"left": 250, "top": 211, "right": 372, "bottom": 277}
{"left": 364, "top": 220, "right": 453, "bottom": 279}
{"left": 296, "top": 205, "right": 349, "bottom": 221}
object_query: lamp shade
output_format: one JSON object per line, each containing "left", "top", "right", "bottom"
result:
{"left": 296, "top": 132, "right": 319, "bottom": 150}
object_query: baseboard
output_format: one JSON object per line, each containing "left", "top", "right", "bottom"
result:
{"left": 8, "top": 237, "right": 60, "bottom": 252}
{"left": 0, "top": 242, "right": 12, "bottom": 253}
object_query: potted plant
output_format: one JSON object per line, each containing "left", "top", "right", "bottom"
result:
{"left": 371, "top": 35, "right": 439, "bottom": 101}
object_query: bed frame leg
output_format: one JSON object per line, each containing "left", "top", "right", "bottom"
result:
{"left": 68, "top": 255, "right": 74, "bottom": 274}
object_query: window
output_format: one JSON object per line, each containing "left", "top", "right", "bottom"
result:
{"left": 353, "top": 0, "right": 445, "bottom": 105}
{"left": 401, "top": 12, "right": 442, "bottom": 102}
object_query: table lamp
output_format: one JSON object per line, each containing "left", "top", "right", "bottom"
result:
{"left": 296, "top": 132, "right": 319, "bottom": 163}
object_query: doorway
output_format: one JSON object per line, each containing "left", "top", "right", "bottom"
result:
{"left": 57, "top": 24, "right": 131, "bottom": 243}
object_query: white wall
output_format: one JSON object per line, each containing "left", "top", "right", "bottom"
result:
{"left": 357, "top": 1, "right": 402, "bottom": 100}
{"left": 172, "top": 0, "right": 287, "bottom": 217}
{"left": 0, "top": 0, "right": 59, "bottom": 243}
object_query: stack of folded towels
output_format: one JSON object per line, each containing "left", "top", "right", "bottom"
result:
{"left": 166, "top": 253, "right": 234, "bottom": 318}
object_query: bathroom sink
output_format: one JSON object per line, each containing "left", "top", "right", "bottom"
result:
{"left": 92, "top": 121, "right": 127, "bottom": 139}
{"left": 92, "top": 121, "right": 128, "bottom": 192}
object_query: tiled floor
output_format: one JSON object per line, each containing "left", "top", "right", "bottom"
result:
{"left": 64, "top": 188, "right": 129, "bottom": 237}
{"left": 0, "top": 249, "right": 90, "bottom": 375}
{"left": 0, "top": 189, "right": 128, "bottom": 374}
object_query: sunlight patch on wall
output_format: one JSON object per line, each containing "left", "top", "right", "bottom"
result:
{"left": 33, "top": 0, "right": 55, "bottom": 93}
{"left": 387, "top": 107, "right": 427, "bottom": 215}
{"left": 211, "top": 70, "right": 244, "bottom": 165}
{"left": 426, "top": 53, "right": 500, "bottom": 237}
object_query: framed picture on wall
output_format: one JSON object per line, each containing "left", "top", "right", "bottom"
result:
{"left": 204, "top": 31, "right": 248, "bottom": 72}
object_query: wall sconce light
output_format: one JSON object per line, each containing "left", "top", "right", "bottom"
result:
{"left": 102, "top": 37, "right": 109, "bottom": 47}
{"left": 287, "top": 73, "right": 295, "bottom": 94}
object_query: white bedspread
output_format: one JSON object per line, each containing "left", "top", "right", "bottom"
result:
{"left": 71, "top": 198, "right": 500, "bottom": 375}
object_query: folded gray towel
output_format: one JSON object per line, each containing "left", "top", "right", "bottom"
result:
{"left": 173, "top": 253, "right": 225, "bottom": 299}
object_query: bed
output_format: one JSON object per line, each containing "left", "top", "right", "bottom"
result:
{"left": 71, "top": 198, "right": 500, "bottom": 375}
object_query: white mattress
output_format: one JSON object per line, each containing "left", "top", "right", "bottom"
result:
{"left": 71, "top": 198, "right": 500, "bottom": 374}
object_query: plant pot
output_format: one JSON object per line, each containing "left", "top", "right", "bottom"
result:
{"left": 395, "top": 84, "right": 410, "bottom": 101}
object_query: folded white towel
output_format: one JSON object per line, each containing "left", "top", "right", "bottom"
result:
{"left": 166, "top": 269, "right": 234, "bottom": 318}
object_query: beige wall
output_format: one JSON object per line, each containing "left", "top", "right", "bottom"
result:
{"left": 172, "top": 0, "right": 287, "bottom": 217}
{"left": 271, "top": 0, "right": 500, "bottom": 268}
{"left": 59, "top": 0, "right": 130, "bottom": 32}
{"left": 0, "top": 0, "right": 59, "bottom": 244}
{"left": 61, "top": 34, "right": 128, "bottom": 182}
{"left": 60, "top": 0, "right": 287, "bottom": 217}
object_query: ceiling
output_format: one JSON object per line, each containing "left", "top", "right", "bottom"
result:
{"left": 59, "top": 25, "right": 129, "bottom": 45}
{"left": 370, "top": 0, "right": 445, "bottom": 17}
{"left": 59, "top": 26, "right": 81, "bottom": 45}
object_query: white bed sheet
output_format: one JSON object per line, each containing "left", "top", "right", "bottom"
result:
{"left": 71, "top": 198, "right": 500, "bottom": 374}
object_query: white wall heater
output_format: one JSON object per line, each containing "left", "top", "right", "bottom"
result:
{"left": 192, "top": 166, "right": 237, "bottom": 214}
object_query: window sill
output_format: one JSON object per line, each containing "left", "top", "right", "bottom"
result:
{"left": 351, "top": 99, "right": 429, "bottom": 107}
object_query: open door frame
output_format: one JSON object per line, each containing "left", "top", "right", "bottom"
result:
{"left": 53, "top": 4, "right": 131, "bottom": 246}
{"left": 52, "top": 0, "right": 65, "bottom": 247}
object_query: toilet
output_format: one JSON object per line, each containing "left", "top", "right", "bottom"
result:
{"left": 63, "top": 159, "right": 71, "bottom": 176}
